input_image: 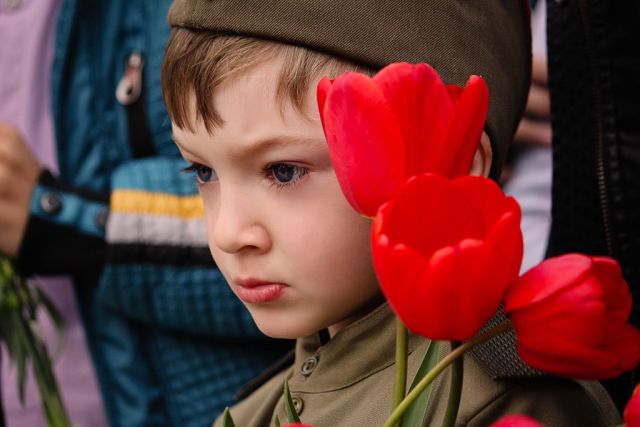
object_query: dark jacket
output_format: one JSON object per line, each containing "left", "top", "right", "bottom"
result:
{"left": 546, "top": 0, "right": 640, "bottom": 411}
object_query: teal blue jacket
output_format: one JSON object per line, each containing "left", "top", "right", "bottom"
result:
{"left": 16, "top": 0, "right": 292, "bottom": 426}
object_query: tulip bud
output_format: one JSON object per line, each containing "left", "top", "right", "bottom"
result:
{"left": 505, "top": 254, "right": 640, "bottom": 379}
{"left": 372, "top": 174, "right": 522, "bottom": 340}
{"left": 318, "top": 62, "right": 488, "bottom": 217}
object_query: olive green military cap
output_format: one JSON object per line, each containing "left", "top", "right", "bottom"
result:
{"left": 168, "top": 0, "right": 531, "bottom": 179}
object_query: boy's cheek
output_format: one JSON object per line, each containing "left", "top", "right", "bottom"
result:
{"left": 207, "top": 249, "right": 234, "bottom": 288}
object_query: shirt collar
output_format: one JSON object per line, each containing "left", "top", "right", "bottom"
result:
{"left": 289, "top": 303, "right": 425, "bottom": 392}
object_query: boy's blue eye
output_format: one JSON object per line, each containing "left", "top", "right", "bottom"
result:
{"left": 267, "top": 163, "right": 308, "bottom": 186}
{"left": 182, "top": 163, "right": 217, "bottom": 184}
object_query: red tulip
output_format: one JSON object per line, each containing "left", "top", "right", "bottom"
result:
{"left": 371, "top": 174, "right": 522, "bottom": 340}
{"left": 625, "top": 384, "right": 640, "bottom": 427}
{"left": 281, "top": 425, "right": 313, "bottom": 427}
{"left": 317, "top": 62, "right": 489, "bottom": 217}
{"left": 490, "top": 415, "right": 544, "bottom": 427}
{"left": 505, "top": 254, "right": 640, "bottom": 379}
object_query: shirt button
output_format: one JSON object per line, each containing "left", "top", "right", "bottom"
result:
{"left": 40, "top": 192, "right": 62, "bottom": 215}
{"left": 301, "top": 356, "right": 318, "bottom": 376}
{"left": 291, "top": 396, "right": 304, "bottom": 415}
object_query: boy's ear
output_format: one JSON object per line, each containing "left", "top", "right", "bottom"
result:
{"left": 469, "top": 132, "right": 493, "bottom": 177}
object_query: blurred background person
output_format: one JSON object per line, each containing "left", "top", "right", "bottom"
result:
{"left": 505, "top": 0, "right": 639, "bottom": 410}
{"left": 1, "top": 0, "right": 293, "bottom": 426}
{"left": 0, "top": 0, "right": 108, "bottom": 425}
{"left": 545, "top": 0, "right": 640, "bottom": 411}
{"left": 502, "top": 0, "right": 552, "bottom": 275}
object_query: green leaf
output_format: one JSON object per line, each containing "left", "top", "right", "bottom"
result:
{"left": 0, "top": 257, "right": 72, "bottom": 426}
{"left": 8, "top": 311, "right": 28, "bottom": 404}
{"left": 0, "top": 257, "right": 14, "bottom": 278}
{"left": 19, "top": 314, "right": 37, "bottom": 405}
{"left": 283, "top": 378, "right": 301, "bottom": 423}
{"left": 35, "top": 287, "right": 66, "bottom": 357}
{"left": 1, "top": 313, "right": 19, "bottom": 360}
{"left": 274, "top": 414, "right": 281, "bottom": 427}
{"left": 399, "top": 341, "right": 441, "bottom": 427}
{"left": 222, "top": 407, "right": 236, "bottom": 427}
{"left": 17, "top": 343, "right": 27, "bottom": 404}
{"left": 0, "top": 311, "right": 13, "bottom": 345}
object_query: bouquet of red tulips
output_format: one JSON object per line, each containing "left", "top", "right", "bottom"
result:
{"left": 223, "top": 62, "right": 640, "bottom": 427}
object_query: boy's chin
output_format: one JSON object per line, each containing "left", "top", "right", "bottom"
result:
{"left": 250, "top": 311, "right": 320, "bottom": 339}
{"left": 254, "top": 320, "right": 311, "bottom": 340}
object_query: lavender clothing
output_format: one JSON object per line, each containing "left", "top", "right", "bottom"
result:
{"left": 0, "top": 0, "right": 58, "bottom": 172}
{"left": 0, "top": 1, "right": 107, "bottom": 426}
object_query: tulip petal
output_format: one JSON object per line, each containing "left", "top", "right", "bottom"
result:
{"left": 374, "top": 241, "right": 424, "bottom": 309}
{"left": 505, "top": 254, "right": 594, "bottom": 312}
{"left": 484, "top": 211, "right": 524, "bottom": 289}
{"left": 454, "top": 175, "right": 522, "bottom": 230}
{"left": 382, "top": 174, "right": 483, "bottom": 255}
{"left": 516, "top": 334, "right": 621, "bottom": 379}
{"left": 392, "top": 236, "right": 507, "bottom": 341}
{"left": 372, "top": 203, "right": 426, "bottom": 307}
{"left": 412, "top": 239, "right": 505, "bottom": 340}
{"left": 455, "top": 175, "right": 524, "bottom": 285}
{"left": 490, "top": 415, "right": 544, "bottom": 427}
{"left": 321, "top": 73, "right": 406, "bottom": 216}
{"left": 624, "top": 384, "right": 640, "bottom": 427}
{"left": 444, "top": 75, "right": 490, "bottom": 177}
{"left": 592, "top": 256, "right": 633, "bottom": 322}
{"left": 316, "top": 77, "right": 332, "bottom": 133}
{"left": 510, "top": 295, "right": 607, "bottom": 348}
{"left": 604, "top": 324, "right": 640, "bottom": 373}
{"left": 446, "top": 84, "right": 465, "bottom": 102}
{"left": 373, "top": 63, "right": 454, "bottom": 176}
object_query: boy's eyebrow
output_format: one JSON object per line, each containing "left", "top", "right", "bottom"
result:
{"left": 171, "top": 133, "right": 200, "bottom": 159}
{"left": 171, "top": 133, "right": 327, "bottom": 159}
{"left": 232, "top": 135, "right": 326, "bottom": 159}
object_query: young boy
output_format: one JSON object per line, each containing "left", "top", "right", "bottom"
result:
{"left": 161, "top": 1, "right": 621, "bottom": 425}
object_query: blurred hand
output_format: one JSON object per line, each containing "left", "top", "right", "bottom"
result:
{"left": 514, "top": 56, "right": 552, "bottom": 146}
{"left": 0, "top": 124, "right": 42, "bottom": 257}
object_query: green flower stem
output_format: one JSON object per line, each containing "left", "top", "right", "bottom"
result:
{"left": 441, "top": 341, "right": 463, "bottom": 427}
{"left": 383, "top": 322, "right": 513, "bottom": 427}
{"left": 393, "top": 318, "right": 409, "bottom": 411}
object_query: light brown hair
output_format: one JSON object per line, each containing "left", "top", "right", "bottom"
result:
{"left": 162, "top": 28, "right": 373, "bottom": 134}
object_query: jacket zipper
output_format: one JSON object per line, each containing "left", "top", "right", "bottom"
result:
{"left": 116, "top": 52, "right": 144, "bottom": 106}
{"left": 594, "top": 133, "right": 614, "bottom": 256}
{"left": 581, "top": 0, "right": 614, "bottom": 257}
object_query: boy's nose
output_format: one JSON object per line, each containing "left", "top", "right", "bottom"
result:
{"left": 208, "top": 191, "right": 271, "bottom": 255}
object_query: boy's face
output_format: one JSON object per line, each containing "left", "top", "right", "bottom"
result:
{"left": 172, "top": 60, "right": 382, "bottom": 339}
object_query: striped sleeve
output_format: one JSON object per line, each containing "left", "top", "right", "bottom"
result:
{"left": 96, "top": 157, "right": 268, "bottom": 339}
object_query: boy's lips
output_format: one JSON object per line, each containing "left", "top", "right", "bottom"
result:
{"left": 235, "top": 278, "right": 287, "bottom": 303}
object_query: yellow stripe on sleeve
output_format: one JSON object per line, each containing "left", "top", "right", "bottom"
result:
{"left": 111, "top": 190, "right": 205, "bottom": 219}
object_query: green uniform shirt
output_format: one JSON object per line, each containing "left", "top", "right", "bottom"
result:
{"left": 216, "top": 304, "right": 620, "bottom": 426}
